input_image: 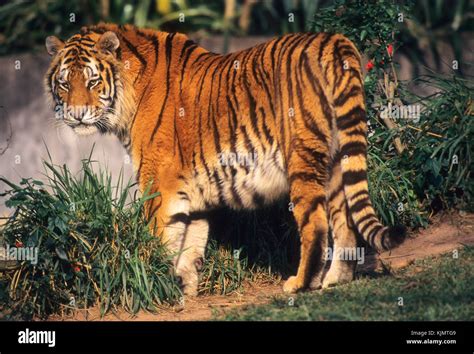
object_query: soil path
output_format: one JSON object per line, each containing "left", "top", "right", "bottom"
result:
{"left": 51, "top": 212, "right": 474, "bottom": 321}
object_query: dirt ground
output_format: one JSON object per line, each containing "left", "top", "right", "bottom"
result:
{"left": 50, "top": 211, "right": 474, "bottom": 321}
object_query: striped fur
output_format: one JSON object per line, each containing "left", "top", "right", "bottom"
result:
{"left": 45, "top": 24, "right": 405, "bottom": 295}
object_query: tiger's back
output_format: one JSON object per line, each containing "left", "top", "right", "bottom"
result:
{"left": 45, "top": 24, "right": 405, "bottom": 296}
{"left": 133, "top": 32, "right": 335, "bottom": 211}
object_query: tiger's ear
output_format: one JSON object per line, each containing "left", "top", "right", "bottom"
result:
{"left": 45, "top": 36, "right": 65, "bottom": 57}
{"left": 97, "top": 31, "right": 120, "bottom": 54}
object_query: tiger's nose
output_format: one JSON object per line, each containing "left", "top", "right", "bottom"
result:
{"left": 71, "top": 109, "right": 85, "bottom": 121}
{"left": 68, "top": 106, "right": 87, "bottom": 121}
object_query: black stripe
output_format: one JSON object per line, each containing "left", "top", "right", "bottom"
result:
{"left": 349, "top": 197, "right": 371, "bottom": 214}
{"left": 302, "top": 54, "right": 333, "bottom": 130}
{"left": 350, "top": 189, "right": 369, "bottom": 201}
{"left": 230, "top": 182, "right": 244, "bottom": 208}
{"left": 151, "top": 35, "right": 159, "bottom": 67}
{"left": 355, "top": 213, "right": 376, "bottom": 227}
{"left": 239, "top": 126, "right": 255, "bottom": 174}
{"left": 295, "top": 78, "right": 328, "bottom": 145}
{"left": 368, "top": 224, "right": 383, "bottom": 246}
{"left": 360, "top": 218, "right": 379, "bottom": 235}
{"left": 284, "top": 34, "right": 310, "bottom": 110}
{"left": 300, "top": 196, "right": 326, "bottom": 231}
{"left": 339, "top": 141, "right": 367, "bottom": 158}
{"left": 317, "top": 33, "right": 333, "bottom": 70}
{"left": 105, "top": 67, "right": 112, "bottom": 92}
{"left": 328, "top": 185, "right": 344, "bottom": 203}
{"left": 259, "top": 107, "right": 274, "bottom": 146}
{"left": 150, "top": 33, "right": 175, "bottom": 143}
{"left": 136, "top": 30, "right": 160, "bottom": 69}
{"left": 330, "top": 208, "right": 342, "bottom": 222}
{"left": 168, "top": 213, "right": 190, "bottom": 226}
{"left": 298, "top": 141, "right": 328, "bottom": 166}
{"left": 214, "top": 53, "right": 234, "bottom": 120}
{"left": 211, "top": 170, "right": 226, "bottom": 205}
{"left": 343, "top": 170, "right": 367, "bottom": 186}
{"left": 336, "top": 106, "right": 366, "bottom": 131}
{"left": 345, "top": 128, "right": 367, "bottom": 137}
{"left": 289, "top": 171, "right": 325, "bottom": 185}
{"left": 274, "top": 34, "right": 299, "bottom": 153}
{"left": 46, "top": 62, "right": 60, "bottom": 91}
{"left": 174, "top": 117, "right": 185, "bottom": 167}
{"left": 108, "top": 64, "right": 118, "bottom": 111}
{"left": 178, "top": 40, "right": 198, "bottom": 96}
{"left": 334, "top": 84, "right": 362, "bottom": 106}
{"left": 241, "top": 74, "right": 262, "bottom": 144}
{"left": 293, "top": 196, "right": 303, "bottom": 206}
{"left": 120, "top": 35, "right": 147, "bottom": 82}
{"left": 136, "top": 145, "right": 144, "bottom": 182}
{"left": 130, "top": 78, "right": 152, "bottom": 135}
{"left": 331, "top": 39, "right": 345, "bottom": 92}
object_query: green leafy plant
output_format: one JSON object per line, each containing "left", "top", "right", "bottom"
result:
{"left": 400, "top": 74, "right": 473, "bottom": 212}
{"left": 0, "top": 0, "right": 231, "bottom": 55}
{"left": 0, "top": 153, "right": 182, "bottom": 319}
{"left": 199, "top": 240, "right": 247, "bottom": 295}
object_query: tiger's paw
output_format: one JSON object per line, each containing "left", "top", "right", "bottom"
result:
{"left": 175, "top": 268, "right": 199, "bottom": 297}
{"left": 308, "top": 276, "right": 322, "bottom": 290}
{"left": 322, "top": 268, "right": 354, "bottom": 289}
{"left": 283, "top": 275, "right": 305, "bottom": 293}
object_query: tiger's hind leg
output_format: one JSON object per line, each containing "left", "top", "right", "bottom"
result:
{"left": 322, "top": 159, "right": 358, "bottom": 288}
{"left": 283, "top": 154, "right": 329, "bottom": 293}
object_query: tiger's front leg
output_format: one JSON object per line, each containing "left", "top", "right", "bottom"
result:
{"left": 175, "top": 217, "right": 209, "bottom": 296}
{"left": 150, "top": 192, "right": 209, "bottom": 296}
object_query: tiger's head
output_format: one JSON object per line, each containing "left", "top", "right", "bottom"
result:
{"left": 45, "top": 30, "right": 130, "bottom": 136}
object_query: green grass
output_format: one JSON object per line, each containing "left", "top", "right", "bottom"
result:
{"left": 220, "top": 246, "right": 474, "bottom": 321}
{"left": 0, "top": 152, "right": 181, "bottom": 319}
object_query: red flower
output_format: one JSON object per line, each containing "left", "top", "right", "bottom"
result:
{"left": 387, "top": 44, "right": 394, "bottom": 56}
{"left": 365, "top": 60, "right": 374, "bottom": 71}
{"left": 73, "top": 264, "right": 81, "bottom": 272}
{"left": 15, "top": 241, "right": 23, "bottom": 248}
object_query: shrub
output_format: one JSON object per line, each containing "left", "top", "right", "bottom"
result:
{"left": 400, "top": 74, "right": 473, "bottom": 212}
{"left": 0, "top": 154, "right": 182, "bottom": 319}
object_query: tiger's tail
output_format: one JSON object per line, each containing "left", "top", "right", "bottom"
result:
{"left": 328, "top": 35, "right": 406, "bottom": 252}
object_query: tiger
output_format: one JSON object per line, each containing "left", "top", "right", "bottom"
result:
{"left": 44, "top": 23, "right": 405, "bottom": 296}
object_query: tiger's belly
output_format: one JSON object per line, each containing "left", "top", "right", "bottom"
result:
{"left": 188, "top": 146, "right": 289, "bottom": 211}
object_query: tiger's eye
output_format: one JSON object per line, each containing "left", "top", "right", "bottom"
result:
{"left": 88, "top": 78, "right": 101, "bottom": 90}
